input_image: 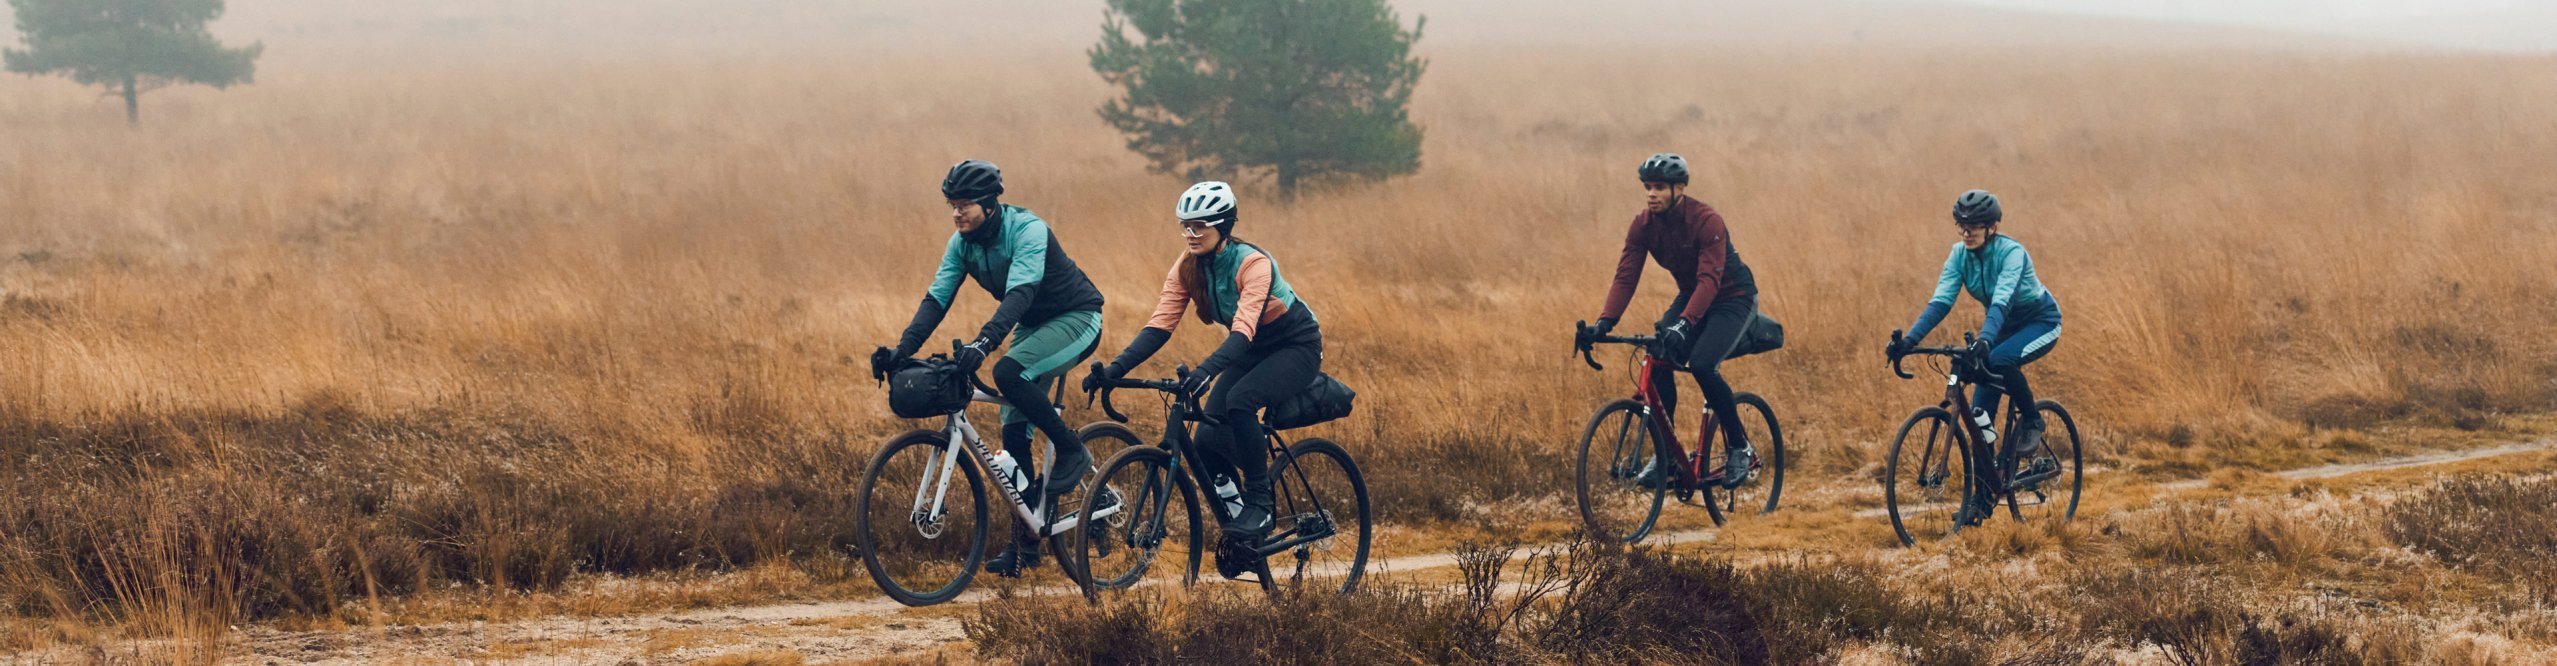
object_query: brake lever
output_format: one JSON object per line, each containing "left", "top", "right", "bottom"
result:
{"left": 1571, "top": 321, "right": 1607, "bottom": 371}
{"left": 1887, "top": 330, "right": 1914, "bottom": 379}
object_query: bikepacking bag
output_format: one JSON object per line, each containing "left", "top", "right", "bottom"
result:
{"left": 1729, "top": 311, "right": 1786, "bottom": 359}
{"left": 1267, "top": 373, "right": 1357, "bottom": 430}
{"left": 887, "top": 359, "right": 974, "bottom": 419}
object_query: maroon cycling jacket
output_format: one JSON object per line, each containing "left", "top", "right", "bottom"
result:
{"left": 1600, "top": 196, "right": 1757, "bottom": 323}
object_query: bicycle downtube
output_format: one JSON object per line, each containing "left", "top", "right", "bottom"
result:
{"left": 955, "top": 412, "right": 1046, "bottom": 530}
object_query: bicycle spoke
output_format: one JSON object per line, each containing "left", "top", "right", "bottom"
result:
{"left": 1577, "top": 400, "right": 1669, "bottom": 543}
{"left": 1886, "top": 409, "right": 1966, "bottom": 546}
{"left": 1078, "top": 449, "right": 1198, "bottom": 591}
{"left": 856, "top": 432, "right": 988, "bottom": 606}
{"left": 1267, "top": 439, "right": 1370, "bottom": 594}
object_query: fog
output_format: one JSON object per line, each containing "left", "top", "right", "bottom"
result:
{"left": 3, "top": 0, "right": 2548, "bottom": 70}
{"left": 1947, "top": 0, "right": 2557, "bottom": 50}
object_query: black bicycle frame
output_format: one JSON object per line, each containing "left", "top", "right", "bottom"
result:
{"left": 1928, "top": 363, "right": 1998, "bottom": 499}
{"left": 1894, "top": 332, "right": 2054, "bottom": 499}
{"left": 1098, "top": 370, "right": 1337, "bottom": 558}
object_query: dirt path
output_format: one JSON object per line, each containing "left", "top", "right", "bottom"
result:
{"left": 1848, "top": 437, "right": 2557, "bottom": 520}
{"left": 209, "top": 437, "right": 2555, "bottom": 665}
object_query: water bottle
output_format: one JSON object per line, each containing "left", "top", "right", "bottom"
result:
{"left": 1971, "top": 407, "right": 1998, "bottom": 445}
{"left": 987, "top": 450, "right": 1028, "bottom": 493}
{"left": 1212, "top": 474, "right": 1244, "bottom": 518}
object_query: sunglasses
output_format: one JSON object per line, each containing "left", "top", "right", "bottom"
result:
{"left": 1180, "top": 221, "right": 1214, "bottom": 238}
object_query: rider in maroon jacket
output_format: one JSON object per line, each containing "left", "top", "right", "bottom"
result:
{"left": 1590, "top": 153, "right": 1762, "bottom": 489}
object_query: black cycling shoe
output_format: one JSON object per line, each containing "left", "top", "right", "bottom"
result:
{"left": 983, "top": 537, "right": 1043, "bottom": 578}
{"left": 2009, "top": 457, "right": 2058, "bottom": 492}
{"left": 2003, "top": 419, "right": 2046, "bottom": 466}
{"left": 1953, "top": 492, "right": 1993, "bottom": 527}
{"left": 1222, "top": 483, "right": 1277, "bottom": 541}
{"left": 1720, "top": 443, "right": 1757, "bottom": 490}
{"left": 1040, "top": 447, "right": 1092, "bottom": 499}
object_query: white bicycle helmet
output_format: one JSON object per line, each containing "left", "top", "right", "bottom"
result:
{"left": 1175, "top": 181, "right": 1238, "bottom": 227}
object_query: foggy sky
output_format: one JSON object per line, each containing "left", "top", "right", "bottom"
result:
{"left": 1943, "top": 0, "right": 2557, "bottom": 50}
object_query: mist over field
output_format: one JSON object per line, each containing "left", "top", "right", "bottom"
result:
{"left": 3, "top": 0, "right": 2555, "bottom": 662}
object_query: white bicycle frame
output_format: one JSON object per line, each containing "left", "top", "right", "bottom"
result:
{"left": 907, "top": 386, "right": 1119, "bottom": 540}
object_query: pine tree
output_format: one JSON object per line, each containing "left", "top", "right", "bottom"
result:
{"left": 1091, "top": 0, "right": 1426, "bottom": 202}
{"left": 5, "top": 0, "right": 262, "bottom": 126}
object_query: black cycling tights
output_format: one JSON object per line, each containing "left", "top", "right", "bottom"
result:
{"left": 1649, "top": 296, "right": 1756, "bottom": 449}
{"left": 993, "top": 357, "right": 1087, "bottom": 467}
{"left": 1195, "top": 339, "right": 1323, "bottom": 492}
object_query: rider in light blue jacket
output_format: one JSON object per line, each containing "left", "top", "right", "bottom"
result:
{"left": 1889, "top": 190, "right": 2062, "bottom": 520}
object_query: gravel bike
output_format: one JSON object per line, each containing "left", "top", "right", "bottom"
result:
{"left": 1073, "top": 362, "right": 1372, "bottom": 597}
{"left": 853, "top": 348, "right": 1113, "bottom": 606}
{"left": 1572, "top": 321, "right": 1787, "bottom": 544}
{"left": 1881, "top": 330, "right": 2083, "bottom": 546}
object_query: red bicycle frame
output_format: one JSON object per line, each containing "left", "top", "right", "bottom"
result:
{"left": 1631, "top": 350, "right": 1738, "bottom": 486}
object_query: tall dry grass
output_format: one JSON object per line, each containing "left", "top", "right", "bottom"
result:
{"left": 978, "top": 475, "right": 2557, "bottom": 664}
{"left": 2, "top": 27, "right": 2556, "bottom": 632}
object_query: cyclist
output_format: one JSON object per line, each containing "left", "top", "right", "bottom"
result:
{"left": 871, "top": 159, "right": 1106, "bottom": 577}
{"left": 1885, "top": 189, "right": 2063, "bottom": 524}
{"left": 1085, "top": 181, "right": 1322, "bottom": 551}
{"left": 1588, "top": 153, "right": 1762, "bottom": 490}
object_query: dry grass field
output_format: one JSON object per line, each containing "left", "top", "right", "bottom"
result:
{"left": 3, "top": 0, "right": 2556, "bottom": 660}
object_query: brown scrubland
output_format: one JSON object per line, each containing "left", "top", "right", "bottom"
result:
{"left": 2, "top": 0, "right": 2554, "bottom": 661}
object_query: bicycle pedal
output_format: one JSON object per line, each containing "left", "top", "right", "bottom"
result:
{"left": 1213, "top": 535, "right": 1263, "bottom": 580}
{"left": 2007, "top": 462, "right": 2060, "bottom": 491}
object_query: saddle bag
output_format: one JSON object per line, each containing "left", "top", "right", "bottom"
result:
{"left": 1267, "top": 373, "right": 1357, "bottom": 430}
{"left": 1729, "top": 312, "right": 1786, "bottom": 359}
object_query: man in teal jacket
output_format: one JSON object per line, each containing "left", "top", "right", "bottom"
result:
{"left": 875, "top": 159, "right": 1105, "bottom": 577}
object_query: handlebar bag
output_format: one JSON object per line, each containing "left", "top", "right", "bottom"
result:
{"left": 888, "top": 359, "right": 975, "bottom": 419}
{"left": 1267, "top": 372, "right": 1357, "bottom": 430}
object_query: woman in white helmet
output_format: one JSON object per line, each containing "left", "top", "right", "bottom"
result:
{"left": 1084, "top": 181, "right": 1323, "bottom": 565}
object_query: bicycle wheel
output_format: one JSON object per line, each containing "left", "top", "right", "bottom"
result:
{"left": 1037, "top": 422, "right": 1145, "bottom": 588}
{"left": 1072, "top": 445, "right": 1204, "bottom": 594}
{"left": 1884, "top": 407, "right": 1968, "bottom": 547}
{"left": 1699, "top": 392, "right": 1786, "bottom": 520}
{"left": 854, "top": 429, "right": 988, "bottom": 606}
{"left": 2004, "top": 401, "right": 2085, "bottom": 525}
{"left": 1264, "top": 438, "right": 1372, "bottom": 595}
{"left": 1575, "top": 399, "right": 1671, "bottom": 543}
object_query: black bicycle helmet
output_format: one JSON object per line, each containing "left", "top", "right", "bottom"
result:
{"left": 1638, "top": 153, "right": 1690, "bottom": 185}
{"left": 1953, "top": 189, "right": 2002, "bottom": 226}
{"left": 941, "top": 160, "right": 1004, "bottom": 205}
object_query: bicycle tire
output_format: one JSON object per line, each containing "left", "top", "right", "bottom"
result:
{"left": 1264, "top": 438, "right": 1372, "bottom": 595}
{"left": 854, "top": 429, "right": 989, "bottom": 606}
{"left": 2002, "top": 401, "right": 2085, "bottom": 525}
{"left": 1072, "top": 444, "right": 1204, "bottom": 595}
{"left": 1884, "top": 407, "right": 1966, "bottom": 547}
{"left": 1698, "top": 392, "right": 1787, "bottom": 520}
{"left": 1575, "top": 399, "right": 1672, "bottom": 543}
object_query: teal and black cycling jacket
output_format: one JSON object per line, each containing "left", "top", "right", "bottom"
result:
{"left": 895, "top": 205, "right": 1105, "bottom": 357}
{"left": 1906, "top": 235, "right": 2060, "bottom": 345}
